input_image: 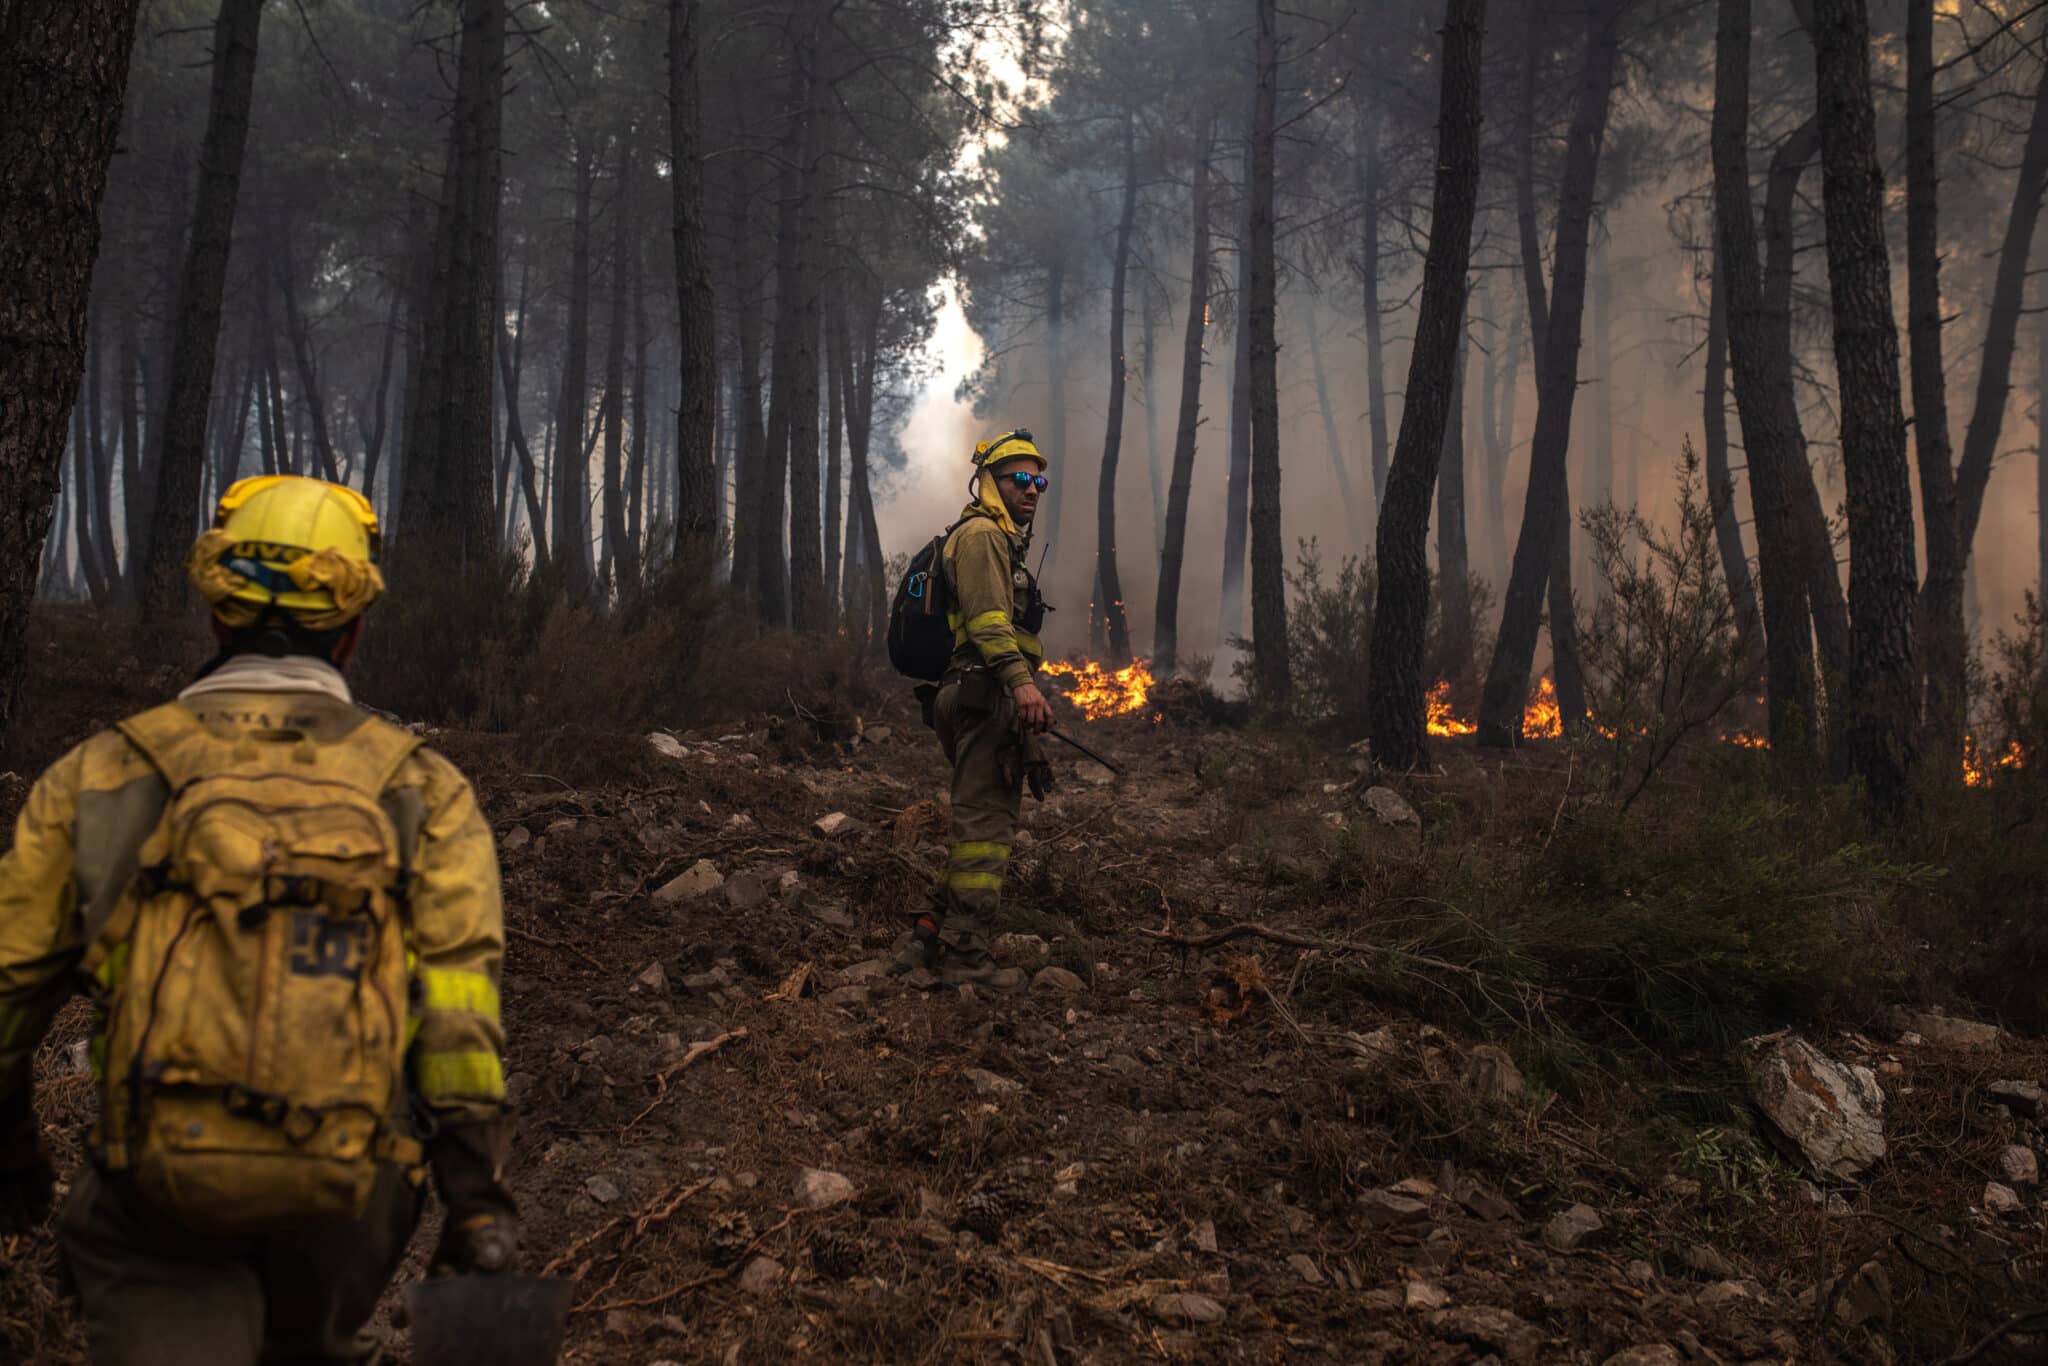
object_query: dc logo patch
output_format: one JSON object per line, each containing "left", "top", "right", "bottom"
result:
{"left": 289, "top": 912, "right": 369, "bottom": 980}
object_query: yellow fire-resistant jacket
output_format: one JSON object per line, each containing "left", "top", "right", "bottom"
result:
{"left": 944, "top": 512, "right": 1043, "bottom": 692}
{"left": 0, "top": 685, "right": 507, "bottom": 1134}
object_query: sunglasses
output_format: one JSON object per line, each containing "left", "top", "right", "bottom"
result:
{"left": 1002, "top": 472, "right": 1049, "bottom": 492}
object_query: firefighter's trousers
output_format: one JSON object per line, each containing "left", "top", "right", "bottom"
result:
{"left": 933, "top": 669, "right": 1026, "bottom": 954}
{"left": 56, "top": 1161, "right": 423, "bottom": 1366}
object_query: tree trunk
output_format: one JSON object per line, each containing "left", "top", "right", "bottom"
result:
{"left": 1479, "top": 0, "right": 1621, "bottom": 747}
{"left": 1811, "top": 0, "right": 1920, "bottom": 820}
{"left": 277, "top": 225, "right": 342, "bottom": 484}
{"left": 1040, "top": 258, "right": 1069, "bottom": 579}
{"left": 2040, "top": 306, "right": 2048, "bottom": 607}
{"left": 1905, "top": 0, "right": 1965, "bottom": 778}
{"left": 786, "top": 29, "right": 830, "bottom": 635}
{"left": 1588, "top": 255, "right": 1614, "bottom": 513}
{"left": 1142, "top": 281, "right": 1164, "bottom": 556}
{"left": 1246, "top": 0, "right": 1289, "bottom": 701}
{"left": 139, "top": 0, "right": 264, "bottom": 614}
{"left": 72, "top": 369, "right": 112, "bottom": 607}
{"left": 0, "top": 0, "right": 142, "bottom": 725}
{"left": 1306, "top": 298, "right": 1356, "bottom": 521}
{"left": 846, "top": 292, "right": 887, "bottom": 644}
{"left": 552, "top": 147, "right": 596, "bottom": 599}
{"left": 1358, "top": 98, "right": 1390, "bottom": 521}
{"left": 1096, "top": 110, "right": 1139, "bottom": 664}
{"left": 1702, "top": 240, "right": 1761, "bottom": 650}
{"left": 1952, "top": 46, "right": 2048, "bottom": 564}
{"left": 399, "top": 0, "right": 504, "bottom": 570}
{"left": 1153, "top": 120, "right": 1213, "bottom": 677}
{"left": 825, "top": 292, "right": 844, "bottom": 618}
{"left": 1437, "top": 286, "right": 1474, "bottom": 684}
{"left": 756, "top": 59, "right": 811, "bottom": 629}
{"left": 727, "top": 163, "right": 768, "bottom": 594}
{"left": 1368, "top": 0, "right": 1486, "bottom": 768}
{"left": 602, "top": 137, "right": 637, "bottom": 597}
{"left": 1216, "top": 177, "right": 1254, "bottom": 657}
{"left": 361, "top": 280, "right": 402, "bottom": 507}
{"left": 1481, "top": 286, "right": 1522, "bottom": 585}
{"left": 495, "top": 252, "right": 546, "bottom": 568}
{"left": 627, "top": 198, "right": 649, "bottom": 575}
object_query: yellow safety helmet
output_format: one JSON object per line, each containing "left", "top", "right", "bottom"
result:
{"left": 971, "top": 429, "right": 1048, "bottom": 472}
{"left": 186, "top": 474, "right": 385, "bottom": 630}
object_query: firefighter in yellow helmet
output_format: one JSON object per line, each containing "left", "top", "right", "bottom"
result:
{"left": 895, "top": 431, "right": 1057, "bottom": 991}
{"left": 0, "top": 476, "right": 517, "bottom": 1366}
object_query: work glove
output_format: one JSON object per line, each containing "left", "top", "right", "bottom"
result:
{"left": 428, "top": 1119, "right": 520, "bottom": 1276}
{"left": 0, "top": 1087, "right": 54, "bottom": 1235}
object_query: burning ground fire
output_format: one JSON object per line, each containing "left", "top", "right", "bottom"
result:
{"left": 1424, "top": 678, "right": 1560, "bottom": 739}
{"left": 1040, "top": 657, "right": 1156, "bottom": 720}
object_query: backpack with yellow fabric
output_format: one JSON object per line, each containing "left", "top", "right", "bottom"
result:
{"left": 81, "top": 701, "right": 427, "bottom": 1235}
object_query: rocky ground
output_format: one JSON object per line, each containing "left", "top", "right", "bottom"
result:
{"left": 6, "top": 675, "right": 2048, "bottom": 1364}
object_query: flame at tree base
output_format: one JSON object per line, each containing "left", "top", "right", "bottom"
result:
{"left": 1040, "top": 657, "right": 1156, "bottom": 720}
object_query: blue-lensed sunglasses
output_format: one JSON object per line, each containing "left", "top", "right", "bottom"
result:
{"left": 1002, "top": 472, "right": 1049, "bottom": 492}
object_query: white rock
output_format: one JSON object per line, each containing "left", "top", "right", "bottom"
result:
{"left": 501, "top": 826, "right": 532, "bottom": 852}
{"left": 1543, "top": 1203, "right": 1604, "bottom": 1251}
{"left": 653, "top": 859, "right": 724, "bottom": 905}
{"left": 812, "top": 812, "right": 861, "bottom": 839}
{"left": 647, "top": 732, "right": 687, "bottom": 760}
{"left": 1148, "top": 1292, "right": 1225, "bottom": 1325}
{"left": 1404, "top": 1279, "right": 1451, "bottom": 1310}
{"left": 795, "top": 1168, "right": 856, "bottom": 1208}
{"left": 1287, "top": 1253, "right": 1324, "bottom": 1285}
{"left": 1462, "top": 1045, "right": 1526, "bottom": 1103}
{"left": 1363, "top": 786, "right": 1421, "bottom": 827}
{"left": 1075, "top": 760, "right": 1116, "bottom": 786}
{"left": 1357, "top": 1189, "right": 1432, "bottom": 1227}
{"left": 1998, "top": 1145, "right": 2039, "bottom": 1186}
{"left": 585, "top": 1175, "right": 621, "bottom": 1204}
{"left": 632, "top": 961, "right": 669, "bottom": 994}
{"left": 964, "top": 1067, "right": 1023, "bottom": 1096}
{"left": 1984, "top": 1181, "right": 2024, "bottom": 1215}
{"left": 737, "top": 1255, "right": 785, "bottom": 1295}
{"left": 1749, "top": 1035, "right": 1887, "bottom": 1180}
{"left": 1031, "top": 967, "right": 1086, "bottom": 995}
{"left": 1881, "top": 1007, "right": 2002, "bottom": 1051}
{"left": 1987, "top": 1079, "right": 2047, "bottom": 1119}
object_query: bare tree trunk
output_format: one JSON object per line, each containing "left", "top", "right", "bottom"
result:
{"left": 1811, "top": 0, "right": 1920, "bottom": 820}
{"left": 140, "top": 0, "right": 263, "bottom": 613}
{"left": 1141, "top": 281, "right": 1164, "bottom": 557}
{"left": 1952, "top": 46, "right": 2048, "bottom": 566}
{"left": 786, "top": 34, "right": 830, "bottom": 635}
{"left": 552, "top": 147, "right": 596, "bottom": 599}
{"left": 1357, "top": 98, "right": 1390, "bottom": 521}
{"left": 627, "top": 202, "right": 649, "bottom": 572}
{"left": 1480, "top": 0, "right": 1620, "bottom": 747}
{"left": 277, "top": 225, "right": 342, "bottom": 484}
{"left": 1702, "top": 240, "right": 1761, "bottom": 649}
{"left": 1481, "top": 286, "right": 1522, "bottom": 585}
{"left": 1040, "top": 259, "right": 1069, "bottom": 579}
{"left": 495, "top": 252, "right": 546, "bottom": 568}
{"left": 726, "top": 163, "right": 767, "bottom": 594}
{"left": 0, "top": 0, "right": 142, "bottom": 724}
{"left": 602, "top": 138, "right": 638, "bottom": 597}
{"left": 1437, "top": 286, "right": 1474, "bottom": 685}
{"left": 1246, "top": 0, "right": 1289, "bottom": 701}
{"left": 399, "top": 0, "right": 504, "bottom": 569}
{"left": 1306, "top": 298, "right": 1356, "bottom": 520}
{"left": 1153, "top": 120, "right": 1213, "bottom": 677}
{"left": 361, "top": 281, "right": 401, "bottom": 506}
{"left": 2040, "top": 307, "right": 2048, "bottom": 607}
{"left": 825, "top": 291, "right": 844, "bottom": 618}
{"left": 1369, "top": 0, "right": 1486, "bottom": 767}
{"left": 845, "top": 291, "right": 887, "bottom": 644}
{"left": 1588, "top": 255, "right": 1614, "bottom": 512}
{"left": 1096, "top": 110, "right": 1139, "bottom": 663}
{"left": 72, "top": 367, "right": 112, "bottom": 607}
{"left": 1216, "top": 182, "right": 1254, "bottom": 657}
{"left": 1905, "top": 0, "right": 1965, "bottom": 777}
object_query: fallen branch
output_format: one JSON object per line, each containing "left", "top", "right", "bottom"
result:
{"left": 622, "top": 1029, "right": 749, "bottom": 1133}
{"left": 572, "top": 1207, "right": 817, "bottom": 1314}
{"left": 1137, "top": 921, "right": 1609, "bottom": 1008}
{"left": 540, "top": 1178, "right": 713, "bottom": 1279}
{"left": 1942, "top": 1307, "right": 2048, "bottom": 1365}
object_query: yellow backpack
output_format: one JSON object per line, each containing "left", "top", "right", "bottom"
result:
{"left": 80, "top": 702, "right": 426, "bottom": 1234}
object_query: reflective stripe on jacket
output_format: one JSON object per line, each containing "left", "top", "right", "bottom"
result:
{"left": 942, "top": 515, "right": 1041, "bottom": 690}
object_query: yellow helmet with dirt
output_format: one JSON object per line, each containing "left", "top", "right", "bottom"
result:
{"left": 971, "top": 429, "right": 1047, "bottom": 473}
{"left": 186, "top": 474, "right": 385, "bottom": 630}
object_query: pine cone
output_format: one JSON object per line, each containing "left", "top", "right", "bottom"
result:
{"left": 704, "top": 1209, "right": 756, "bottom": 1267}
{"left": 957, "top": 1188, "right": 1008, "bottom": 1243}
{"left": 810, "top": 1229, "right": 865, "bottom": 1280}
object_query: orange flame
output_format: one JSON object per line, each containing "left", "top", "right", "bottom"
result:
{"left": 1721, "top": 731, "right": 1771, "bottom": 749}
{"left": 1041, "top": 657, "right": 1156, "bottom": 721}
{"left": 1426, "top": 680, "right": 1476, "bottom": 737}
{"left": 1963, "top": 736, "right": 2025, "bottom": 788}
{"left": 1523, "top": 677, "right": 1562, "bottom": 739}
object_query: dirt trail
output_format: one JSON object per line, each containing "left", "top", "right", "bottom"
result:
{"left": 9, "top": 690, "right": 2047, "bottom": 1364}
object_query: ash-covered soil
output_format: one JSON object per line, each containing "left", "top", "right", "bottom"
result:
{"left": 7, "top": 682, "right": 2047, "bottom": 1364}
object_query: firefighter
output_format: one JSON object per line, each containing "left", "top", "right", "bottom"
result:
{"left": 0, "top": 475, "right": 516, "bottom": 1366}
{"left": 898, "top": 431, "right": 1057, "bottom": 991}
